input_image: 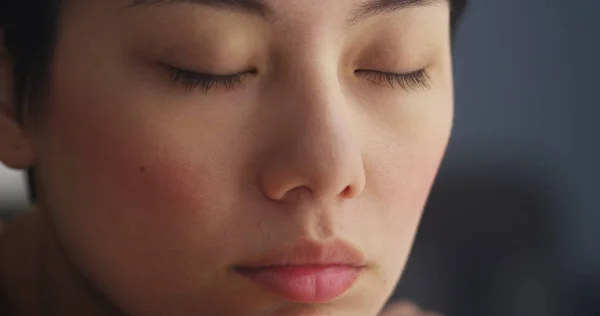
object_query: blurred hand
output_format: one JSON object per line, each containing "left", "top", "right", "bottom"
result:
{"left": 378, "top": 300, "right": 443, "bottom": 316}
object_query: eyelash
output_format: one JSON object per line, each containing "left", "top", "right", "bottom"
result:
{"left": 169, "top": 67, "right": 254, "bottom": 92}
{"left": 355, "top": 69, "right": 430, "bottom": 90}
{"left": 168, "top": 67, "right": 429, "bottom": 92}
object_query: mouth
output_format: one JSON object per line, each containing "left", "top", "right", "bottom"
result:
{"left": 234, "top": 239, "right": 366, "bottom": 303}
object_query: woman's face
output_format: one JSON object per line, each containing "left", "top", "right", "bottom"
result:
{"left": 25, "top": 0, "right": 452, "bottom": 314}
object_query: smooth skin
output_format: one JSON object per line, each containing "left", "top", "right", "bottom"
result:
{"left": 0, "top": 0, "right": 453, "bottom": 315}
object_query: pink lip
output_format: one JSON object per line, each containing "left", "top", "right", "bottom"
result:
{"left": 235, "top": 240, "right": 366, "bottom": 303}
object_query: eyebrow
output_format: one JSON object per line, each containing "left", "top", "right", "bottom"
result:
{"left": 131, "top": 0, "right": 268, "bottom": 17}
{"left": 130, "top": 0, "right": 449, "bottom": 24}
{"left": 351, "top": 0, "right": 448, "bottom": 24}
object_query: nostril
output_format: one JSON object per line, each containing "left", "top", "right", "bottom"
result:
{"left": 264, "top": 185, "right": 314, "bottom": 205}
{"left": 340, "top": 183, "right": 363, "bottom": 199}
{"left": 341, "top": 185, "right": 354, "bottom": 198}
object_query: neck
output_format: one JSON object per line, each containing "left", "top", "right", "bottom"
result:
{"left": 0, "top": 210, "right": 41, "bottom": 316}
{"left": 0, "top": 210, "right": 126, "bottom": 316}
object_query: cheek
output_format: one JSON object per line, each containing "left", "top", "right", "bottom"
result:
{"left": 33, "top": 71, "right": 251, "bottom": 308}
{"left": 33, "top": 28, "right": 225, "bottom": 224}
{"left": 35, "top": 68, "right": 244, "bottom": 238}
{"left": 368, "top": 93, "right": 452, "bottom": 222}
{"left": 369, "top": 143, "right": 446, "bottom": 239}
{"left": 41, "top": 107, "right": 185, "bottom": 212}
{"left": 360, "top": 94, "right": 452, "bottom": 279}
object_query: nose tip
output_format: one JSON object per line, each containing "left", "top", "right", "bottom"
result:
{"left": 261, "top": 166, "right": 366, "bottom": 204}
{"left": 262, "top": 169, "right": 365, "bottom": 203}
{"left": 259, "top": 133, "right": 366, "bottom": 204}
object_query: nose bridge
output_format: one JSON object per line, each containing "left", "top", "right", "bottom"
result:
{"left": 259, "top": 66, "right": 366, "bottom": 204}
{"left": 295, "top": 87, "right": 356, "bottom": 176}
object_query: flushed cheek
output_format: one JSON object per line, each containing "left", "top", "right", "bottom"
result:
{"left": 95, "top": 137, "right": 210, "bottom": 214}
{"left": 36, "top": 97, "right": 247, "bottom": 312}
{"left": 37, "top": 33, "right": 240, "bottom": 228}
{"left": 38, "top": 93, "right": 238, "bottom": 237}
{"left": 369, "top": 154, "right": 440, "bottom": 240}
{"left": 363, "top": 132, "right": 450, "bottom": 271}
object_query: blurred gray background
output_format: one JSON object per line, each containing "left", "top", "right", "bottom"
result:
{"left": 392, "top": 0, "right": 599, "bottom": 315}
{"left": 1, "top": 0, "right": 599, "bottom": 315}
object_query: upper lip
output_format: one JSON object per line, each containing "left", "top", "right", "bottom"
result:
{"left": 235, "top": 239, "right": 367, "bottom": 269}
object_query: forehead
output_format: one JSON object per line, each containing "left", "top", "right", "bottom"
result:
{"left": 60, "top": 0, "right": 451, "bottom": 48}
{"left": 64, "top": 0, "right": 450, "bottom": 30}
{"left": 127, "top": 0, "right": 450, "bottom": 22}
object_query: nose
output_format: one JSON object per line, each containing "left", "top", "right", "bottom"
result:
{"left": 258, "top": 75, "right": 366, "bottom": 204}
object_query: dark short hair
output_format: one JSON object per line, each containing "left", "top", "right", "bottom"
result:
{"left": 0, "top": 0, "right": 467, "bottom": 202}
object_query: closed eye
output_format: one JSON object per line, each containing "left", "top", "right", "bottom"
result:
{"left": 167, "top": 66, "right": 428, "bottom": 92}
{"left": 355, "top": 69, "right": 430, "bottom": 91}
{"left": 168, "top": 66, "right": 256, "bottom": 92}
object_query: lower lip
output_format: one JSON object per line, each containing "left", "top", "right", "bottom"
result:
{"left": 237, "top": 265, "right": 362, "bottom": 303}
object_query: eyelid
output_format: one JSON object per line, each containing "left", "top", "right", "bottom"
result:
{"left": 165, "top": 63, "right": 428, "bottom": 93}
{"left": 170, "top": 65, "right": 253, "bottom": 77}
{"left": 355, "top": 69, "right": 430, "bottom": 90}
{"left": 167, "top": 66, "right": 256, "bottom": 92}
